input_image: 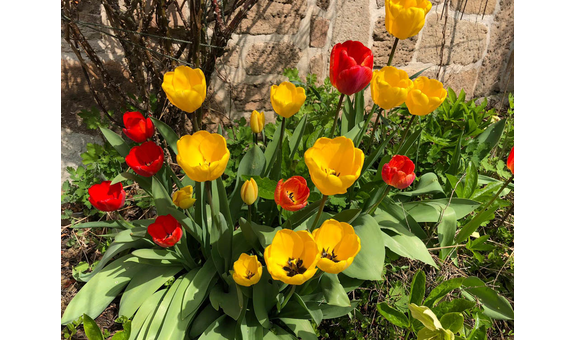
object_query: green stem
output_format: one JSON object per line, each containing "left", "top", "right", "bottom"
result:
{"left": 368, "top": 186, "right": 392, "bottom": 215}
{"left": 397, "top": 115, "right": 416, "bottom": 152}
{"left": 280, "top": 285, "right": 297, "bottom": 311}
{"left": 387, "top": 38, "right": 399, "bottom": 66}
{"left": 310, "top": 195, "right": 329, "bottom": 231}
{"left": 329, "top": 93, "right": 346, "bottom": 138}
{"left": 253, "top": 133, "right": 257, "bottom": 147}
{"left": 247, "top": 204, "right": 252, "bottom": 225}
{"left": 278, "top": 207, "right": 283, "bottom": 226}
{"left": 366, "top": 108, "right": 384, "bottom": 151}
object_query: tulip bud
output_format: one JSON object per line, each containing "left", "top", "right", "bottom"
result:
{"left": 172, "top": 185, "right": 196, "bottom": 209}
{"left": 385, "top": 0, "right": 432, "bottom": 40}
{"left": 330, "top": 40, "right": 374, "bottom": 95}
{"left": 250, "top": 110, "right": 265, "bottom": 134}
{"left": 161, "top": 66, "right": 206, "bottom": 113}
{"left": 176, "top": 131, "right": 230, "bottom": 182}
{"left": 370, "top": 66, "right": 413, "bottom": 110}
{"left": 405, "top": 77, "right": 447, "bottom": 116}
{"left": 232, "top": 253, "right": 262, "bottom": 287}
{"left": 270, "top": 82, "right": 306, "bottom": 119}
{"left": 507, "top": 147, "right": 514, "bottom": 174}
{"left": 241, "top": 178, "right": 258, "bottom": 205}
{"left": 382, "top": 155, "right": 416, "bottom": 189}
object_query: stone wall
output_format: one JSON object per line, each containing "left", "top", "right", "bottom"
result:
{"left": 61, "top": 0, "right": 513, "bottom": 182}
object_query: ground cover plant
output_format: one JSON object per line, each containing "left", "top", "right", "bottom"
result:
{"left": 61, "top": 1, "right": 514, "bottom": 338}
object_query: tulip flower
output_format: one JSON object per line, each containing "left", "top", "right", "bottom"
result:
{"left": 147, "top": 214, "right": 183, "bottom": 248}
{"left": 385, "top": 0, "right": 432, "bottom": 40}
{"left": 250, "top": 110, "right": 265, "bottom": 134}
{"left": 370, "top": 66, "right": 413, "bottom": 110}
{"left": 274, "top": 176, "right": 310, "bottom": 212}
{"left": 122, "top": 111, "right": 155, "bottom": 143}
{"left": 507, "top": 147, "right": 514, "bottom": 174}
{"left": 161, "top": 65, "right": 206, "bottom": 113}
{"left": 241, "top": 178, "right": 259, "bottom": 205}
{"left": 125, "top": 141, "right": 165, "bottom": 177}
{"left": 382, "top": 155, "right": 416, "bottom": 189}
{"left": 329, "top": 41, "right": 374, "bottom": 96}
{"left": 270, "top": 82, "right": 307, "bottom": 119}
{"left": 304, "top": 136, "right": 365, "bottom": 196}
{"left": 172, "top": 185, "right": 196, "bottom": 209}
{"left": 88, "top": 181, "right": 126, "bottom": 212}
{"left": 405, "top": 77, "right": 447, "bottom": 116}
{"left": 264, "top": 229, "right": 320, "bottom": 285}
{"left": 232, "top": 253, "right": 263, "bottom": 287}
{"left": 176, "top": 131, "right": 230, "bottom": 182}
{"left": 312, "top": 219, "right": 361, "bottom": 274}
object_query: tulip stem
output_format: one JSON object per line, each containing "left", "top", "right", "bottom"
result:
{"left": 387, "top": 38, "right": 399, "bottom": 66}
{"left": 368, "top": 185, "right": 392, "bottom": 215}
{"left": 329, "top": 93, "right": 346, "bottom": 138}
{"left": 279, "top": 285, "right": 297, "bottom": 311}
{"left": 397, "top": 115, "right": 416, "bottom": 151}
{"left": 310, "top": 195, "right": 329, "bottom": 231}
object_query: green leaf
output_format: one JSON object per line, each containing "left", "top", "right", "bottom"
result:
{"left": 467, "top": 118, "right": 507, "bottom": 162}
{"left": 342, "top": 214, "right": 386, "bottom": 281}
{"left": 129, "top": 289, "right": 166, "bottom": 340}
{"left": 293, "top": 293, "right": 323, "bottom": 325}
{"left": 182, "top": 259, "right": 217, "bottom": 319}
{"left": 331, "top": 208, "right": 361, "bottom": 225}
{"left": 462, "top": 277, "right": 514, "bottom": 320}
{"left": 241, "top": 310, "right": 265, "bottom": 340}
{"left": 199, "top": 315, "right": 237, "bottom": 339}
{"left": 320, "top": 273, "right": 351, "bottom": 307}
{"left": 402, "top": 198, "right": 481, "bottom": 222}
{"left": 263, "top": 124, "right": 283, "bottom": 174}
{"left": 150, "top": 117, "right": 179, "bottom": 155}
{"left": 241, "top": 175, "right": 277, "bottom": 200}
{"left": 447, "top": 131, "right": 464, "bottom": 176}
{"left": 379, "top": 227, "right": 437, "bottom": 268}
{"left": 280, "top": 318, "right": 318, "bottom": 340}
{"left": 230, "top": 145, "right": 266, "bottom": 221}
{"left": 376, "top": 302, "right": 409, "bottom": 328}
{"left": 454, "top": 206, "right": 499, "bottom": 243}
{"left": 138, "top": 278, "right": 183, "bottom": 339}
{"left": 440, "top": 313, "right": 464, "bottom": 333}
{"left": 409, "top": 270, "right": 426, "bottom": 305}
{"left": 111, "top": 172, "right": 152, "bottom": 193}
{"left": 82, "top": 314, "right": 104, "bottom": 340}
{"left": 189, "top": 304, "right": 222, "bottom": 339}
{"left": 431, "top": 299, "right": 476, "bottom": 320}
{"left": 423, "top": 278, "right": 465, "bottom": 307}
{"left": 209, "top": 278, "right": 242, "bottom": 320}
{"left": 100, "top": 127, "right": 130, "bottom": 157}
{"left": 463, "top": 161, "right": 478, "bottom": 198}
{"left": 131, "top": 249, "right": 180, "bottom": 262}
{"left": 289, "top": 115, "right": 308, "bottom": 159}
{"left": 397, "top": 173, "right": 445, "bottom": 197}
{"left": 437, "top": 207, "right": 457, "bottom": 260}
{"left": 408, "top": 304, "right": 442, "bottom": 331}
{"left": 343, "top": 121, "right": 365, "bottom": 141}
{"left": 340, "top": 96, "right": 353, "bottom": 135}
{"left": 417, "top": 328, "right": 455, "bottom": 340}
{"left": 253, "top": 270, "right": 279, "bottom": 328}
{"left": 282, "top": 199, "right": 323, "bottom": 229}
{"left": 467, "top": 325, "right": 487, "bottom": 340}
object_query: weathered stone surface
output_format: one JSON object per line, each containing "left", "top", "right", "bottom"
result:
{"left": 332, "top": 0, "right": 371, "bottom": 46}
{"left": 61, "top": 130, "right": 103, "bottom": 185}
{"left": 450, "top": 0, "right": 495, "bottom": 15}
{"left": 417, "top": 13, "right": 488, "bottom": 65}
{"left": 317, "top": 0, "right": 330, "bottom": 10}
{"left": 376, "top": 0, "right": 385, "bottom": 8}
{"left": 217, "top": 44, "right": 240, "bottom": 68}
{"left": 232, "top": 82, "right": 274, "bottom": 112}
{"left": 237, "top": 0, "right": 307, "bottom": 35}
{"left": 309, "top": 54, "right": 325, "bottom": 81}
{"left": 310, "top": 17, "right": 330, "bottom": 48}
{"left": 443, "top": 67, "right": 479, "bottom": 97}
{"left": 245, "top": 42, "right": 301, "bottom": 75}
{"left": 373, "top": 35, "right": 417, "bottom": 67}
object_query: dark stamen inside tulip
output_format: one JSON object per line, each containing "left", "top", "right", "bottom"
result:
{"left": 321, "top": 248, "right": 339, "bottom": 263}
{"left": 288, "top": 191, "right": 295, "bottom": 202}
{"left": 245, "top": 270, "right": 255, "bottom": 279}
{"left": 323, "top": 168, "right": 340, "bottom": 177}
{"left": 282, "top": 257, "right": 307, "bottom": 277}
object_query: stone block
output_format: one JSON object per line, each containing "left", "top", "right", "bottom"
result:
{"left": 310, "top": 17, "right": 330, "bottom": 48}
{"left": 372, "top": 35, "right": 417, "bottom": 67}
{"left": 217, "top": 44, "right": 240, "bottom": 68}
{"left": 232, "top": 82, "right": 274, "bottom": 112}
{"left": 450, "top": 0, "right": 495, "bottom": 15}
{"left": 309, "top": 54, "right": 325, "bottom": 82}
{"left": 417, "top": 13, "right": 488, "bottom": 65}
{"left": 332, "top": 0, "right": 371, "bottom": 46}
{"left": 317, "top": 0, "right": 330, "bottom": 10}
{"left": 236, "top": 0, "right": 307, "bottom": 35}
{"left": 245, "top": 42, "right": 301, "bottom": 75}
{"left": 443, "top": 67, "right": 479, "bottom": 97}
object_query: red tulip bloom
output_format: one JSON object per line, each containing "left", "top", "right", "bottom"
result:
{"left": 507, "top": 147, "right": 514, "bottom": 174}
{"left": 274, "top": 176, "right": 310, "bottom": 212}
{"left": 381, "top": 155, "right": 416, "bottom": 189}
{"left": 88, "top": 181, "right": 126, "bottom": 212}
{"left": 329, "top": 41, "right": 374, "bottom": 95}
{"left": 122, "top": 111, "right": 155, "bottom": 143}
{"left": 147, "top": 214, "right": 183, "bottom": 248}
{"left": 125, "top": 141, "right": 165, "bottom": 177}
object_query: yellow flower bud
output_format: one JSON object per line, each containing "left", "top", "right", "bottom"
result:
{"left": 161, "top": 66, "right": 206, "bottom": 113}
{"left": 172, "top": 185, "right": 196, "bottom": 209}
{"left": 371, "top": 66, "right": 414, "bottom": 110}
{"left": 385, "top": 0, "right": 432, "bottom": 40}
{"left": 405, "top": 76, "right": 447, "bottom": 116}
{"left": 176, "top": 131, "right": 230, "bottom": 182}
{"left": 312, "top": 219, "right": 361, "bottom": 274}
{"left": 270, "top": 82, "right": 306, "bottom": 119}
{"left": 250, "top": 110, "right": 265, "bottom": 134}
{"left": 232, "top": 253, "right": 262, "bottom": 287}
{"left": 241, "top": 178, "right": 258, "bottom": 205}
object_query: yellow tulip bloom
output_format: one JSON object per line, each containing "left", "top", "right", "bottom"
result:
{"left": 371, "top": 66, "right": 414, "bottom": 110}
{"left": 250, "top": 110, "right": 265, "bottom": 134}
{"left": 264, "top": 229, "right": 319, "bottom": 285}
{"left": 241, "top": 178, "right": 258, "bottom": 205}
{"left": 176, "top": 131, "right": 230, "bottom": 182}
{"left": 162, "top": 66, "right": 207, "bottom": 113}
{"left": 172, "top": 185, "right": 196, "bottom": 209}
{"left": 385, "top": 0, "right": 432, "bottom": 40}
{"left": 312, "top": 219, "right": 361, "bottom": 274}
{"left": 270, "top": 82, "right": 306, "bottom": 119}
{"left": 405, "top": 76, "right": 447, "bottom": 116}
{"left": 304, "top": 137, "right": 364, "bottom": 196}
{"left": 232, "top": 253, "right": 263, "bottom": 287}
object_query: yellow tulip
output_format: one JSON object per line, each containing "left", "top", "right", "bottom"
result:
{"left": 304, "top": 136, "right": 364, "bottom": 196}
{"left": 241, "top": 178, "right": 258, "bottom": 205}
{"left": 405, "top": 76, "right": 447, "bottom": 116}
{"left": 161, "top": 65, "right": 207, "bottom": 113}
{"left": 264, "top": 229, "right": 319, "bottom": 285}
{"left": 176, "top": 131, "right": 230, "bottom": 182}
{"left": 172, "top": 185, "right": 196, "bottom": 209}
{"left": 371, "top": 66, "right": 414, "bottom": 110}
{"left": 250, "top": 110, "right": 265, "bottom": 134}
{"left": 312, "top": 219, "right": 361, "bottom": 274}
{"left": 270, "top": 82, "right": 306, "bottom": 119}
{"left": 232, "top": 253, "right": 263, "bottom": 287}
{"left": 385, "top": 0, "right": 432, "bottom": 40}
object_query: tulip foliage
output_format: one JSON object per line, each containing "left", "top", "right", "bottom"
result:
{"left": 62, "top": 11, "right": 514, "bottom": 339}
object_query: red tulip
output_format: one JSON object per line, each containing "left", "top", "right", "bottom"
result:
{"left": 147, "top": 214, "right": 183, "bottom": 248}
{"left": 381, "top": 155, "right": 416, "bottom": 189}
{"left": 274, "top": 176, "right": 310, "bottom": 212}
{"left": 122, "top": 111, "right": 155, "bottom": 143}
{"left": 507, "top": 147, "right": 514, "bottom": 174}
{"left": 329, "top": 41, "right": 374, "bottom": 95}
{"left": 88, "top": 181, "right": 126, "bottom": 212}
{"left": 125, "top": 141, "right": 165, "bottom": 177}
